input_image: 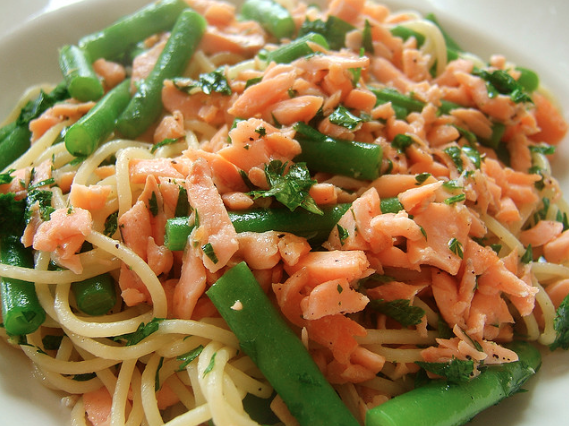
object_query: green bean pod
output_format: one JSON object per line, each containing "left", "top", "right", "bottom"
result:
{"left": 206, "top": 262, "right": 360, "bottom": 426}
{"left": 0, "top": 126, "right": 32, "bottom": 171}
{"left": 79, "top": 0, "right": 189, "bottom": 61}
{"left": 71, "top": 273, "right": 117, "bottom": 316}
{"left": 165, "top": 203, "right": 351, "bottom": 251}
{"left": 241, "top": 0, "right": 296, "bottom": 40}
{"left": 366, "top": 340, "right": 541, "bottom": 426}
{"left": 65, "top": 78, "right": 131, "bottom": 156}
{"left": 116, "top": 9, "right": 206, "bottom": 139}
{"left": 293, "top": 122, "right": 382, "bottom": 180}
{"left": 59, "top": 45, "right": 104, "bottom": 102}
{"left": 0, "top": 235, "right": 46, "bottom": 335}
{"left": 265, "top": 32, "right": 329, "bottom": 64}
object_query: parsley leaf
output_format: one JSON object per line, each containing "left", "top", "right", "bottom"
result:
{"left": 448, "top": 238, "right": 464, "bottom": 258}
{"left": 329, "top": 105, "right": 364, "bottom": 130}
{"left": 391, "top": 134, "right": 414, "bottom": 153}
{"left": 0, "top": 170, "right": 15, "bottom": 185}
{"left": 177, "top": 345, "right": 204, "bottom": 371}
{"left": 444, "top": 145, "right": 464, "bottom": 172}
{"left": 116, "top": 318, "right": 164, "bottom": 347}
{"left": 550, "top": 294, "right": 569, "bottom": 351}
{"left": 249, "top": 160, "right": 323, "bottom": 215}
{"left": 369, "top": 298, "right": 425, "bottom": 326}
{"left": 17, "top": 83, "right": 69, "bottom": 127}
{"left": 416, "top": 358, "right": 476, "bottom": 384}
{"left": 173, "top": 69, "right": 232, "bottom": 96}
{"left": 472, "top": 68, "right": 533, "bottom": 104}
{"left": 104, "top": 211, "right": 119, "bottom": 237}
{"left": 151, "top": 137, "right": 178, "bottom": 153}
{"left": 203, "top": 352, "right": 217, "bottom": 377}
{"left": 202, "top": 243, "right": 219, "bottom": 264}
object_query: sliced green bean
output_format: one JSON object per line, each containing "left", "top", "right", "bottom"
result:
{"left": 0, "top": 126, "right": 32, "bottom": 171}
{"left": 390, "top": 26, "right": 425, "bottom": 47}
{"left": 206, "top": 262, "right": 360, "bottom": 426}
{"left": 241, "top": 0, "right": 296, "bottom": 40}
{"left": 293, "top": 122, "right": 382, "bottom": 180}
{"left": 265, "top": 32, "right": 329, "bottom": 64}
{"left": 116, "top": 9, "right": 206, "bottom": 139}
{"left": 479, "top": 122, "right": 506, "bottom": 150}
{"left": 515, "top": 66, "right": 539, "bottom": 93}
{"left": 59, "top": 45, "right": 104, "bottom": 102}
{"left": 0, "top": 234, "right": 46, "bottom": 336}
{"left": 298, "top": 16, "right": 355, "bottom": 51}
{"left": 79, "top": 0, "right": 189, "bottom": 61}
{"left": 165, "top": 203, "right": 351, "bottom": 251}
{"left": 65, "top": 78, "right": 131, "bottom": 156}
{"left": 366, "top": 340, "right": 540, "bottom": 426}
{"left": 71, "top": 273, "right": 117, "bottom": 316}
{"left": 370, "top": 87, "right": 425, "bottom": 118}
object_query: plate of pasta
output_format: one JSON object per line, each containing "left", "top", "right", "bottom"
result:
{"left": 0, "top": 0, "right": 569, "bottom": 425}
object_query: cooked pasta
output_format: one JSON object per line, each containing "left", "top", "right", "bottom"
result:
{"left": 0, "top": 0, "right": 568, "bottom": 425}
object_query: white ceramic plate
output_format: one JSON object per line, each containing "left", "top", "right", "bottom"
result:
{"left": 0, "top": 0, "right": 568, "bottom": 425}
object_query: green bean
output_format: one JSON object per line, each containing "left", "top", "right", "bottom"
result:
{"left": 71, "top": 273, "right": 117, "bottom": 316}
{"left": 479, "top": 122, "right": 506, "bottom": 150}
{"left": 366, "top": 340, "right": 540, "bottom": 426}
{"left": 79, "top": 0, "right": 189, "bottom": 61}
{"left": 298, "top": 15, "right": 355, "bottom": 51}
{"left": 515, "top": 66, "right": 540, "bottom": 93}
{"left": 0, "top": 82, "right": 69, "bottom": 171}
{"left": 116, "top": 9, "right": 206, "bottom": 139}
{"left": 0, "top": 126, "right": 32, "bottom": 171}
{"left": 58, "top": 45, "right": 104, "bottom": 102}
{"left": 265, "top": 32, "right": 329, "bottom": 64}
{"left": 0, "top": 234, "right": 46, "bottom": 335}
{"left": 370, "top": 87, "right": 425, "bottom": 118}
{"left": 165, "top": 203, "right": 351, "bottom": 251}
{"left": 390, "top": 26, "right": 425, "bottom": 47}
{"left": 206, "top": 262, "right": 360, "bottom": 426}
{"left": 241, "top": 0, "right": 296, "bottom": 40}
{"left": 65, "top": 78, "right": 131, "bottom": 156}
{"left": 293, "top": 122, "right": 383, "bottom": 180}
{"left": 0, "top": 122, "right": 16, "bottom": 143}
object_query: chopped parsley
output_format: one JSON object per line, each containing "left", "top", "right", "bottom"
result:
{"left": 104, "top": 211, "right": 119, "bottom": 237}
{"left": 550, "top": 294, "right": 569, "bottom": 351}
{"left": 249, "top": 160, "right": 322, "bottom": 215}
{"left": 391, "top": 134, "right": 414, "bottom": 153}
{"left": 472, "top": 68, "right": 533, "bottom": 104}
{"left": 173, "top": 69, "right": 232, "bottom": 96}
{"left": 448, "top": 238, "right": 464, "bottom": 258}
{"left": 329, "top": 105, "right": 364, "bottom": 130}
{"left": 369, "top": 298, "right": 425, "bottom": 327}
{"left": 25, "top": 189, "right": 54, "bottom": 223}
{"left": 202, "top": 242, "right": 219, "bottom": 264}
{"left": 177, "top": 345, "right": 204, "bottom": 371}
{"left": 415, "top": 172, "right": 431, "bottom": 185}
{"left": 115, "top": 318, "right": 164, "bottom": 347}
{"left": 337, "top": 224, "right": 349, "bottom": 245}
{"left": 151, "top": 137, "right": 178, "bottom": 153}
{"left": 416, "top": 358, "right": 476, "bottom": 384}
{"left": 148, "top": 192, "right": 159, "bottom": 217}
{"left": 521, "top": 244, "right": 533, "bottom": 264}
{"left": 203, "top": 352, "right": 217, "bottom": 377}
{"left": 444, "top": 145, "right": 464, "bottom": 172}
